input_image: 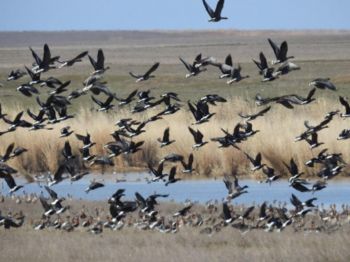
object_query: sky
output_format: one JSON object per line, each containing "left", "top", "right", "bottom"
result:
{"left": 1, "top": 0, "right": 350, "bottom": 31}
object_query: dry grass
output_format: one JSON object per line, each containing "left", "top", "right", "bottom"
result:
{"left": 0, "top": 96, "right": 349, "bottom": 179}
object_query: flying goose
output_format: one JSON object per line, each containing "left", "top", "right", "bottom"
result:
{"left": 200, "top": 94, "right": 227, "bottom": 105}
{"left": 290, "top": 180, "right": 311, "bottom": 193}
{"left": 57, "top": 51, "right": 88, "bottom": 68}
{"left": 48, "top": 163, "right": 69, "bottom": 186}
{"left": 339, "top": 96, "right": 350, "bottom": 117}
{"left": 157, "top": 127, "right": 175, "bottom": 147}
{"left": 268, "top": 38, "right": 294, "bottom": 65}
{"left": 305, "top": 148, "right": 329, "bottom": 167}
{"left": 148, "top": 162, "right": 167, "bottom": 182}
{"left": 91, "top": 94, "right": 114, "bottom": 112}
{"left": 49, "top": 80, "right": 71, "bottom": 95}
{"left": 238, "top": 106, "right": 271, "bottom": 122}
{"left": 165, "top": 166, "right": 180, "bottom": 186}
{"left": 7, "top": 69, "right": 26, "bottom": 81}
{"left": 10, "top": 146, "right": 27, "bottom": 159}
{"left": 188, "top": 100, "right": 215, "bottom": 124}
{"left": 75, "top": 132, "right": 96, "bottom": 149}
{"left": 0, "top": 143, "right": 14, "bottom": 162}
{"left": 85, "top": 181, "right": 104, "bottom": 193}
{"left": 60, "top": 126, "right": 73, "bottom": 138}
{"left": 252, "top": 52, "right": 269, "bottom": 75}
{"left": 115, "top": 89, "right": 138, "bottom": 106}
{"left": 16, "top": 84, "right": 39, "bottom": 97}
{"left": 181, "top": 153, "right": 195, "bottom": 173}
{"left": 290, "top": 194, "right": 317, "bottom": 212}
{"left": 88, "top": 49, "right": 110, "bottom": 75}
{"left": 173, "top": 204, "right": 192, "bottom": 217}
{"left": 1, "top": 173, "right": 23, "bottom": 194}
{"left": 39, "top": 196, "right": 56, "bottom": 217}
{"left": 337, "top": 129, "right": 350, "bottom": 140}
{"left": 202, "top": 0, "right": 228, "bottom": 22}
{"left": 309, "top": 78, "right": 336, "bottom": 91}
{"left": 222, "top": 202, "right": 234, "bottom": 224}
{"left": 179, "top": 56, "right": 207, "bottom": 78}
{"left": 160, "top": 153, "right": 184, "bottom": 164}
{"left": 207, "top": 54, "right": 233, "bottom": 78}
{"left": 283, "top": 158, "right": 304, "bottom": 184}
{"left": 244, "top": 152, "right": 265, "bottom": 171}
{"left": 62, "top": 141, "right": 75, "bottom": 160}
{"left": 283, "top": 88, "right": 316, "bottom": 105}
{"left": 2, "top": 111, "right": 31, "bottom": 132}
{"left": 311, "top": 180, "right": 327, "bottom": 193}
{"left": 305, "top": 132, "right": 324, "bottom": 149}
{"left": 129, "top": 62, "right": 160, "bottom": 82}
{"left": 223, "top": 175, "right": 248, "bottom": 200}
{"left": 44, "top": 186, "right": 66, "bottom": 211}
{"left": 226, "top": 65, "right": 249, "bottom": 84}
{"left": 262, "top": 166, "right": 281, "bottom": 185}
{"left": 30, "top": 43, "right": 59, "bottom": 73}
{"left": 188, "top": 127, "right": 208, "bottom": 149}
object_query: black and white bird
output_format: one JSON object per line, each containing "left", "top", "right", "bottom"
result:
{"left": 129, "top": 62, "right": 160, "bottom": 82}
{"left": 181, "top": 153, "right": 195, "bottom": 173}
{"left": 60, "top": 126, "right": 73, "bottom": 138}
{"left": 1, "top": 173, "right": 23, "bottom": 194}
{"left": 165, "top": 166, "right": 180, "bottom": 186}
{"left": 309, "top": 78, "right": 336, "bottom": 91}
{"left": 239, "top": 106, "right": 271, "bottom": 122}
{"left": 244, "top": 152, "right": 265, "bottom": 171}
{"left": 339, "top": 96, "right": 350, "bottom": 117}
{"left": 88, "top": 49, "right": 110, "bottom": 75}
{"left": 188, "top": 127, "right": 208, "bottom": 149}
{"left": 91, "top": 94, "right": 114, "bottom": 112}
{"left": 75, "top": 132, "right": 96, "bottom": 149}
{"left": 202, "top": 0, "right": 228, "bottom": 22}
{"left": 85, "top": 181, "right": 105, "bottom": 193}
{"left": 305, "top": 132, "right": 324, "bottom": 149}
{"left": 268, "top": 38, "right": 294, "bottom": 65}
{"left": 179, "top": 56, "right": 207, "bottom": 78}
{"left": 157, "top": 127, "right": 175, "bottom": 147}
{"left": 57, "top": 51, "right": 88, "bottom": 68}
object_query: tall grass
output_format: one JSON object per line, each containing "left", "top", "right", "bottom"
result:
{"left": 1, "top": 97, "right": 348, "bottom": 178}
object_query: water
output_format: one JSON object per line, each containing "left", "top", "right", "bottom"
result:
{"left": 5, "top": 173, "right": 350, "bottom": 207}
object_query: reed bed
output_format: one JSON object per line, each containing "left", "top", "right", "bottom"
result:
{"left": 0, "top": 96, "right": 349, "bottom": 179}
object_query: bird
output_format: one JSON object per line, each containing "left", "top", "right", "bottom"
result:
{"left": 188, "top": 100, "right": 215, "bottom": 124}
{"left": 1, "top": 173, "right": 23, "bottom": 194}
{"left": 7, "top": 69, "right": 26, "bottom": 81}
{"left": 305, "top": 132, "right": 324, "bottom": 149}
{"left": 157, "top": 127, "right": 175, "bottom": 147}
{"left": 115, "top": 89, "right": 138, "bottom": 106}
{"left": 60, "top": 126, "right": 73, "bottom": 138}
{"left": 85, "top": 181, "right": 104, "bottom": 193}
{"left": 75, "top": 132, "right": 96, "bottom": 149}
{"left": 179, "top": 56, "right": 207, "bottom": 78}
{"left": 268, "top": 38, "right": 294, "bottom": 65}
{"left": 202, "top": 0, "right": 228, "bottom": 22}
{"left": 238, "top": 106, "right": 271, "bottom": 122}
{"left": 181, "top": 153, "right": 195, "bottom": 173}
{"left": 88, "top": 49, "right": 110, "bottom": 75}
{"left": 57, "top": 51, "right": 88, "bottom": 68}
{"left": 160, "top": 153, "right": 184, "bottom": 164}
{"left": 30, "top": 43, "right": 59, "bottom": 73}
{"left": 222, "top": 202, "right": 234, "bottom": 224}
{"left": 252, "top": 52, "right": 269, "bottom": 75}
{"left": 208, "top": 54, "right": 233, "bottom": 78}
{"left": 165, "top": 166, "right": 180, "bottom": 186}
{"left": 337, "top": 129, "right": 350, "bottom": 140}
{"left": 339, "top": 96, "right": 350, "bottom": 117}
{"left": 262, "top": 166, "right": 281, "bottom": 185}
{"left": 223, "top": 175, "right": 248, "bottom": 200}
{"left": 91, "top": 94, "right": 114, "bottom": 112}
{"left": 309, "top": 78, "right": 336, "bottom": 91}
{"left": 0, "top": 143, "right": 14, "bottom": 162}
{"left": 226, "top": 65, "right": 249, "bottom": 84}
{"left": 244, "top": 152, "right": 265, "bottom": 171}
{"left": 188, "top": 127, "right": 208, "bottom": 149}
{"left": 290, "top": 180, "right": 311, "bottom": 193}
{"left": 62, "top": 141, "right": 75, "bottom": 160}
{"left": 16, "top": 84, "right": 39, "bottom": 97}
{"left": 290, "top": 194, "right": 317, "bottom": 212}
{"left": 129, "top": 62, "right": 160, "bottom": 82}
{"left": 148, "top": 162, "right": 167, "bottom": 182}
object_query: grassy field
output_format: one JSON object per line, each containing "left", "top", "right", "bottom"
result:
{"left": 0, "top": 30, "right": 350, "bottom": 178}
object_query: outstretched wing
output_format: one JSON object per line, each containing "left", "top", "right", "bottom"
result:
{"left": 202, "top": 0, "right": 215, "bottom": 18}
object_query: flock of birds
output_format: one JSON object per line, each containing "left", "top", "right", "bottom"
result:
{"left": 0, "top": 0, "right": 350, "bottom": 234}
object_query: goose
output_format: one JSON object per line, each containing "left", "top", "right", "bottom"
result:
{"left": 202, "top": 0, "right": 228, "bottom": 22}
{"left": 312, "top": 180, "right": 327, "bottom": 193}
{"left": 179, "top": 56, "right": 207, "bottom": 78}
{"left": 157, "top": 127, "right": 175, "bottom": 147}
{"left": 70, "top": 170, "right": 89, "bottom": 182}
{"left": 75, "top": 132, "right": 96, "bottom": 149}
{"left": 304, "top": 117, "right": 333, "bottom": 135}
{"left": 148, "top": 162, "right": 167, "bottom": 182}
{"left": 337, "top": 129, "right": 350, "bottom": 140}
{"left": 30, "top": 43, "right": 59, "bottom": 73}
{"left": 89, "top": 155, "right": 114, "bottom": 167}
{"left": 207, "top": 54, "right": 233, "bottom": 78}
{"left": 339, "top": 96, "right": 350, "bottom": 117}
{"left": 283, "top": 88, "right": 316, "bottom": 105}
{"left": 290, "top": 194, "right": 317, "bottom": 212}
{"left": 49, "top": 80, "right": 71, "bottom": 95}
{"left": 188, "top": 100, "right": 215, "bottom": 124}
{"left": 16, "top": 84, "right": 39, "bottom": 97}
{"left": 275, "top": 61, "right": 300, "bottom": 75}
{"left": 305, "top": 148, "right": 328, "bottom": 167}
{"left": 25, "top": 66, "right": 42, "bottom": 85}
{"left": 160, "top": 153, "right": 184, "bottom": 163}
{"left": 268, "top": 38, "right": 294, "bottom": 65}
{"left": 40, "top": 76, "right": 63, "bottom": 88}
{"left": 262, "top": 166, "right": 281, "bottom": 185}
{"left": 1, "top": 173, "right": 23, "bottom": 194}
{"left": 85, "top": 181, "right": 104, "bottom": 193}
{"left": 223, "top": 175, "right": 248, "bottom": 200}
{"left": 309, "top": 78, "right": 336, "bottom": 91}
{"left": 60, "top": 126, "right": 73, "bottom": 138}
{"left": 91, "top": 94, "right": 114, "bottom": 112}
{"left": 39, "top": 196, "right": 56, "bottom": 217}
{"left": 88, "top": 49, "right": 110, "bottom": 75}
{"left": 238, "top": 206, "right": 255, "bottom": 223}
{"left": 290, "top": 180, "right": 311, "bottom": 192}
{"left": 10, "top": 147, "right": 27, "bottom": 159}
{"left": 261, "top": 68, "right": 281, "bottom": 82}
{"left": 252, "top": 52, "right": 269, "bottom": 75}
{"left": 181, "top": 153, "right": 195, "bottom": 173}
{"left": 238, "top": 106, "right": 271, "bottom": 122}
{"left": 226, "top": 65, "right": 249, "bottom": 84}
{"left": 129, "top": 62, "right": 160, "bottom": 82}
{"left": 62, "top": 141, "right": 75, "bottom": 160}
{"left": 283, "top": 158, "right": 304, "bottom": 183}
{"left": 0, "top": 215, "right": 24, "bottom": 229}
{"left": 173, "top": 204, "right": 192, "bottom": 217}
{"left": 48, "top": 163, "right": 69, "bottom": 187}
{"left": 7, "top": 69, "right": 26, "bottom": 81}
{"left": 115, "top": 89, "right": 138, "bottom": 106}
{"left": 26, "top": 109, "right": 46, "bottom": 126}
{"left": 0, "top": 143, "right": 14, "bottom": 162}
{"left": 57, "top": 51, "right": 88, "bottom": 68}
{"left": 44, "top": 185, "right": 65, "bottom": 207}
{"left": 200, "top": 94, "right": 227, "bottom": 105}
{"left": 2, "top": 111, "right": 31, "bottom": 132}
{"left": 165, "top": 166, "right": 180, "bottom": 186}
{"left": 258, "top": 202, "right": 268, "bottom": 222}
{"left": 222, "top": 202, "right": 234, "bottom": 224}
{"left": 305, "top": 132, "right": 324, "bottom": 149}
{"left": 244, "top": 152, "right": 265, "bottom": 171}
{"left": 188, "top": 127, "right": 208, "bottom": 149}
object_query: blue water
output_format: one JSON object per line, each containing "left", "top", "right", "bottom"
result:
{"left": 4, "top": 173, "right": 350, "bottom": 207}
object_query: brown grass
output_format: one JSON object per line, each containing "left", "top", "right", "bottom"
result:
{"left": 0, "top": 96, "right": 349, "bottom": 179}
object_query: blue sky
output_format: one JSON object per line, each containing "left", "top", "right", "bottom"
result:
{"left": 1, "top": 0, "right": 350, "bottom": 31}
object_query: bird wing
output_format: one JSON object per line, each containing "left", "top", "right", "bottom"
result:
{"left": 129, "top": 72, "right": 141, "bottom": 79}
{"left": 4, "top": 143, "right": 15, "bottom": 160}
{"left": 91, "top": 96, "right": 103, "bottom": 107}
{"left": 163, "top": 127, "right": 170, "bottom": 142}
{"left": 179, "top": 57, "right": 192, "bottom": 72}
{"left": 214, "top": 0, "right": 225, "bottom": 17}
{"left": 268, "top": 38, "right": 280, "bottom": 59}
{"left": 42, "top": 44, "right": 51, "bottom": 66}
{"left": 279, "top": 41, "right": 288, "bottom": 61}
{"left": 96, "top": 49, "right": 105, "bottom": 70}
{"left": 202, "top": 0, "right": 215, "bottom": 18}
{"left": 4, "top": 174, "right": 17, "bottom": 189}
{"left": 88, "top": 55, "right": 98, "bottom": 70}
{"left": 144, "top": 62, "right": 160, "bottom": 77}
{"left": 259, "top": 52, "right": 268, "bottom": 69}
{"left": 225, "top": 54, "right": 233, "bottom": 66}
{"left": 44, "top": 185, "right": 58, "bottom": 200}
{"left": 307, "top": 88, "right": 316, "bottom": 101}
{"left": 339, "top": 96, "right": 350, "bottom": 113}
{"left": 14, "top": 111, "right": 24, "bottom": 123}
